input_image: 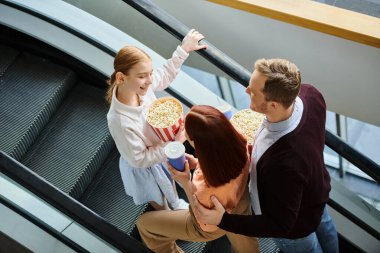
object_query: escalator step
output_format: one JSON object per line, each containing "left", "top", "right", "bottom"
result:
{"left": 21, "top": 82, "right": 113, "bottom": 199}
{"left": 178, "top": 240, "right": 206, "bottom": 253}
{"left": 0, "top": 47, "right": 76, "bottom": 160}
{"left": 258, "top": 238, "right": 281, "bottom": 253}
{"left": 80, "top": 149, "right": 148, "bottom": 235}
{"left": 80, "top": 149, "right": 206, "bottom": 252}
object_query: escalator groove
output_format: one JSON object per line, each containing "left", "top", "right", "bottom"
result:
{"left": 0, "top": 42, "right": 212, "bottom": 252}
{"left": 0, "top": 45, "right": 77, "bottom": 160}
{"left": 20, "top": 82, "right": 113, "bottom": 199}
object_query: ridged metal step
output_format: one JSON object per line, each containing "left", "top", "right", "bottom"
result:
{"left": 80, "top": 149, "right": 149, "bottom": 235}
{"left": 0, "top": 45, "right": 77, "bottom": 160}
{"left": 21, "top": 82, "right": 113, "bottom": 199}
{"left": 80, "top": 148, "right": 207, "bottom": 252}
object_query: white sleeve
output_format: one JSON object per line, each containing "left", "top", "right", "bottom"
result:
{"left": 109, "top": 117, "right": 166, "bottom": 168}
{"left": 113, "top": 124, "right": 167, "bottom": 168}
{"left": 152, "top": 45, "right": 189, "bottom": 91}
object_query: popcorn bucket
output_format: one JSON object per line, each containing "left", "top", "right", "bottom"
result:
{"left": 147, "top": 97, "right": 184, "bottom": 142}
{"left": 230, "top": 109, "right": 265, "bottom": 144}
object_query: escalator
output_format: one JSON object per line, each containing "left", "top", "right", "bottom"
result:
{"left": 0, "top": 24, "right": 279, "bottom": 252}
{"left": 1, "top": 0, "right": 379, "bottom": 252}
{"left": 0, "top": 26, "right": 201, "bottom": 253}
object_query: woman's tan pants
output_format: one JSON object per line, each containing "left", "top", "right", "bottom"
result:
{"left": 137, "top": 188, "right": 259, "bottom": 253}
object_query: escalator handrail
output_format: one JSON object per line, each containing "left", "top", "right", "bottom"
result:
{"left": 123, "top": 0, "right": 380, "bottom": 184}
{"left": 0, "top": 151, "right": 153, "bottom": 253}
{"left": 123, "top": 0, "right": 252, "bottom": 87}
{"left": 325, "top": 130, "right": 380, "bottom": 182}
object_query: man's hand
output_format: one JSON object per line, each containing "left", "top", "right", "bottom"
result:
{"left": 192, "top": 194, "right": 225, "bottom": 226}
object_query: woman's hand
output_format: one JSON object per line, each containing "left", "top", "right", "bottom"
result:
{"left": 168, "top": 160, "right": 191, "bottom": 187}
{"left": 181, "top": 29, "right": 208, "bottom": 53}
{"left": 185, "top": 153, "right": 198, "bottom": 170}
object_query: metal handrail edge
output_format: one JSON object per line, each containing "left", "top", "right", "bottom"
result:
{"left": 0, "top": 196, "right": 89, "bottom": 253}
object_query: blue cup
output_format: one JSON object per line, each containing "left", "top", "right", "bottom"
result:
{"left": 164, "top": 141, "right": 186, "bottom": 171}
{"left": 216, "top": 104, "right": 233, "bottom": 119}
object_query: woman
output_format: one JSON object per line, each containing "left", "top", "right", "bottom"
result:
{"left": 137, "top": 105, "right": 259, "bottom": 253}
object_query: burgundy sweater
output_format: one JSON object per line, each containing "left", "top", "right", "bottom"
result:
{"left": 219, "top": 84, "right": 331, "bottom": 239}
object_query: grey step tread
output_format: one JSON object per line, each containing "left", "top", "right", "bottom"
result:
{"left": 80, "top": 149, "right": 206, "bottom": 252}
{"left": 80, "top": 149, "right": 148, "bottom": 235}
{"left": 258, "top": 238, "right": 280, "bottom": 253}
{"left": 0, "top": 48, "right": 76, "bottom": 160}
{"left": 21, "top": 82, "right": 113, "bottom": 199}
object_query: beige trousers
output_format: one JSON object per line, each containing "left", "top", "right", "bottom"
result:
{"left": 137, "top": 187, "right": 259, "bottom": 253}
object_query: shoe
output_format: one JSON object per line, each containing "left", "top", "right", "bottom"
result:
{"left": 173, "top": 198, "right": 189, "bottom": 210}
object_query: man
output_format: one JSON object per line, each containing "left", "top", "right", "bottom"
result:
{"left": 192, "top": 58, "right": 339, "bottom": 253}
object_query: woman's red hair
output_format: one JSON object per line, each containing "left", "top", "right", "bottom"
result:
{"left": 185, "top": 105, "right": 247, "bottom": 187}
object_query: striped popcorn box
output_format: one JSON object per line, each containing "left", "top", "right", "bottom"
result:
{"left": 146, "top": 97, "right": 184, "bottom": 142}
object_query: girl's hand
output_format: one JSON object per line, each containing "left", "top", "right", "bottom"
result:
{"left": 168, "top": 160, "right": 191, "bottom": 187}
{"left": 181, "top": 29, "right": 208, "bottom": 53}
{"left": 185, "top": 153, "right": 198, "bottom": 170}
{"left": 174, "top": 123, "right": 186, "bottom": 143}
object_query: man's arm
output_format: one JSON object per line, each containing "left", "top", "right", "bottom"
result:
{"left": 192, "top": 163, "right": 306, "bottom": 238}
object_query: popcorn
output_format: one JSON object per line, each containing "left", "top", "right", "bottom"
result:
{"left": 147, "top": 97, "right": 183, "bottom": 142}
{"left": 230, "top": 109, "right": 265, "bottom": 144}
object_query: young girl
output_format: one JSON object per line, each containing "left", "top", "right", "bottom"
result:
{"left": 106, "top": 29, "right": 207, "bottom": 210}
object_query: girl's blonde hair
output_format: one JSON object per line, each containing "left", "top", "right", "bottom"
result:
{"left": 106, "top": 46, "right": 151, "bottom": 104}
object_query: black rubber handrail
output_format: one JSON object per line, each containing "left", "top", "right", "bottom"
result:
{"left": 123, "top": 0, "right": 380, "bottom": 184}
{"left": 123, "top": 0, "right": 252, "bottom": 87}
{"left": 0, "top": 151, "right": 153, "bottom": 253}
{"left": 325, "top": 131, "right": 380, "bottom": 183}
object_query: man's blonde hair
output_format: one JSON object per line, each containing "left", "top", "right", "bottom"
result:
{"left": 255, "top": 58, "right": 301, "bottom": 108}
